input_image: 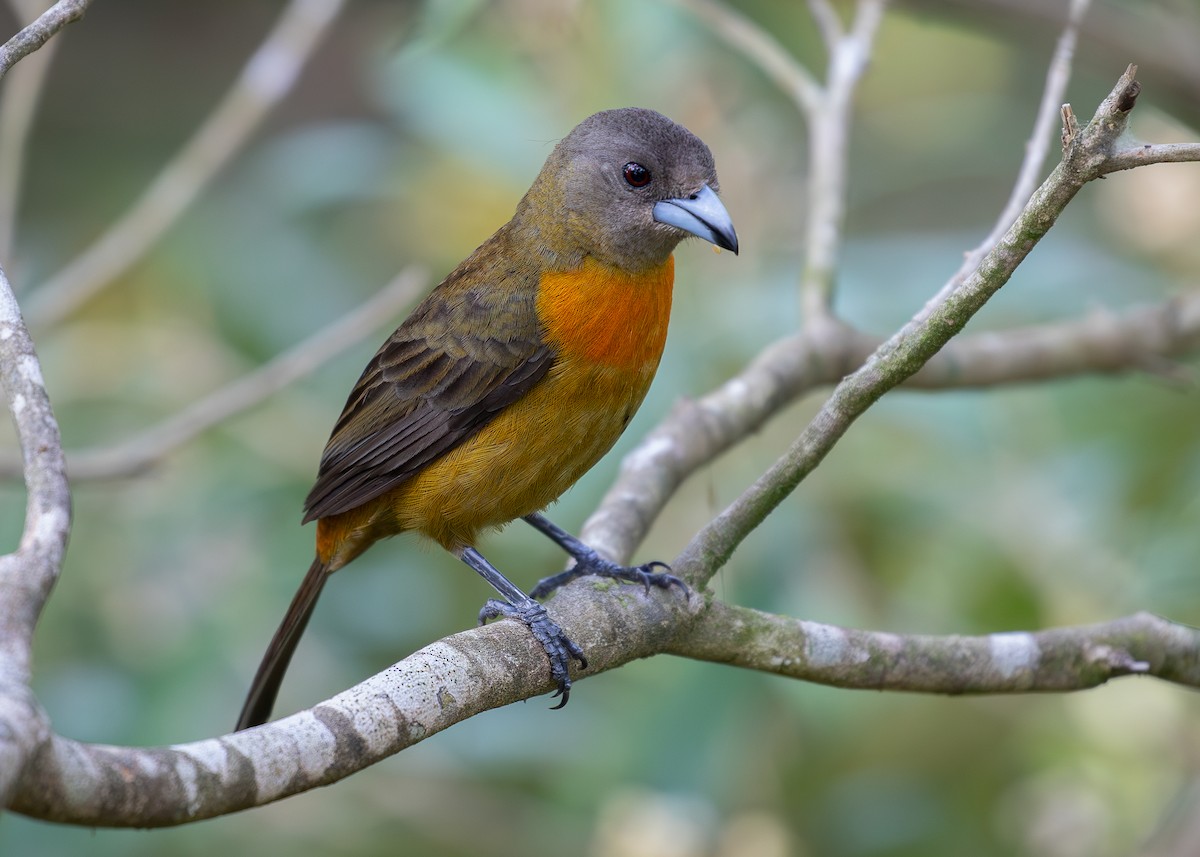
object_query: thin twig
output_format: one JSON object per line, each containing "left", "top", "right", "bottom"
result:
{"left": 916, "top": 0, "right": 1091, "bottom": 322}
{"left": 23, "top": 0, "right": 345, "bottom": 328}
{"left": 1101, "top": 141, "right": 1200, "bottom": 174}
{"left": 0, "top": 266, "right": 429, "bottom": 480}
{"left": 0, "top": 0, "right": 88, "bottom": 80}
{"left": 807, "top": 0, "right": 845, "bottom": 49}
{"left": 677, "top": 0, "right": 884, "bottom": 327}
{"left": 674, "top": 0, "right": 822, "bottom": 116}
{"left": 800, "top": 0, "right": 886, "bottom": 324}
{"left": 0, "top": 0, "right": 63, "bottom": 262}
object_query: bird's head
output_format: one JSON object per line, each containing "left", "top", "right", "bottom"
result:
{"left": 520, "top": 108, "right": 738, "bottom": 272}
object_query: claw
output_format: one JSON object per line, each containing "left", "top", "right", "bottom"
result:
{"left": 478, "top": 598, "right": 507, "bottom": 626}
{"left": 522, "top": 514, "right": 691, "bottom": 602}
{"left": 531, "top": 554, "right": 691, "bottom": 600}
{"left": 477, "top": 597, "right": 585, "bottom": 706}
{"left": 623, "top": 561, "right": 687, "bottom": 594}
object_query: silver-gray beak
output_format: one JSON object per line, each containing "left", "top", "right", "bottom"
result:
{"left": 652, "top": 184, "right": 738, "bottom": 254}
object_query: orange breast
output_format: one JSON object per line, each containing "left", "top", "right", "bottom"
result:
{"left": 536, "top": 256, "right": 674, "bottom": 369}
{"left": 371, "top": 255, "right": 677, "bottom": 552}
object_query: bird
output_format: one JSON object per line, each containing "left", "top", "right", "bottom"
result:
{"left": 235, "top": 107, "right": 737, "bottom": 731}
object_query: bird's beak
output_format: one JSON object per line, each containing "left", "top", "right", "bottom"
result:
{"left": 653, "top": 184, "right": 739, "bottom": 254}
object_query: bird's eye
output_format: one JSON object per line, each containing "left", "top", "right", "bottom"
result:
{"left": 622, "top": 162, "right": 651, "bottom": 188}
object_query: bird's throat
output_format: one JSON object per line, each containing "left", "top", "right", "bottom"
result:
{"left": 537, "top": 255, "right": 674, "bottom": 371}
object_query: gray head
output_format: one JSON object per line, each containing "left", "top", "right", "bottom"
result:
{"left": 518, "top": 108, "right": 738, "bottom": 271}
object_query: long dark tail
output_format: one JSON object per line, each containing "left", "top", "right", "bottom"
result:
{"left": 235, "top": 557, "right": 329, "bottom": 731}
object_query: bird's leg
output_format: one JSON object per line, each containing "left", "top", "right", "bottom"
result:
{"left": 458, "top": 546, "right": 587, "bottom": 708}
{"left": 522, "top": 513, "right": 688, "bottom": 600}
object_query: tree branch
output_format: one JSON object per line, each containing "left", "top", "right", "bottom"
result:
{"left": 800, "top": 0, "right": 885, "bottom": 323}
{"left": 673, "top": 0, "right": 822, "bottom": 116}
{"left": 676, "top": 0, "right": 885, "bottom": 324}
{"left": 23, "top": 0, "right": 345, "bottom": 328}
{"left": 668, "top": 604, "right": 1198, "bottom": 693}
{"left": 1101, "top": 141, "right": 1200, "bottom": 175}
{"left": 0, "top": 266, "right": 429, "bottom": 479}
{"left": 578, "top": 285, "right": 1200, "bottom": 571}
{"left": 8, "top": 577, "right": 698, "bottom": 826}
{"left": 10, "top": 565, "right": 1199, "bottom": 827}
{"left": 0, "top": 0, "right": 67, "bottom": 262}
{"left": 0, "top": 260, "right": 71, "bottom": 807}
{"left": 673, "top": 67, "right": 1144, "bottom": 589}
{"left": 10, "top": 577, "right": 1197, "bottom": 826}
{"left": 0, "top": 0, "right": 88, "bottom": 80}
{"left": 0, "top": 0, "right": 88, "bottom": 813}
{"left": 917, "top": 0, "right": 1091, "bottom": 321}
{"left": 806, "top": 0, "right": 845, "bottom": 49}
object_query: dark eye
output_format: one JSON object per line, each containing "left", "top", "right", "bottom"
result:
{"left": 623, "top": 162, "right": 651, "bottom": 188}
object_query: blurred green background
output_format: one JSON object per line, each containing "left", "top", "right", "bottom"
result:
{"left": 2, "top": 1, "right": 1199, "bottom": 855}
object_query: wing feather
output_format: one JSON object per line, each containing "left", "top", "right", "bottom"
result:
{"left": 302, "top": 339, "right": 552, "bottom": 522}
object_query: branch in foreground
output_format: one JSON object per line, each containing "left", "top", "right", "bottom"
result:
{"left": 9, "top": 580, "right": 696, "bottom": 827}
{"left": 10, "top": 581, "right": 1196, "bottom": 826}
{"left": 669, "top": 603, "right": 1199, "bottom": 692}
{"left": 1101, "top": 142, "right": 1200, "bottom": 175}
{"left": 0, "top": 261, "right": 71, "bottom": 807}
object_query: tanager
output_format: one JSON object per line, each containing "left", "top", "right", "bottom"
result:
{"left": 236, "top": 108, "right": 737, "bottom": 730}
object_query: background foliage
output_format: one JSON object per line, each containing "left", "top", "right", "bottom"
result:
{"left": 2, "top": 1, "right": 1198, "bottom": 855}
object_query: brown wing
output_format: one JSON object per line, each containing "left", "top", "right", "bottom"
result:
{"left": 302, "top": 273, "right": 554, "bottom": 523}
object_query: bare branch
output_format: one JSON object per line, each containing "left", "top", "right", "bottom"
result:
{"left": 579, "top": 289, "right": 1200, "bottom": 568}
{"left": 676, "top": 0, "right": 884, "bottom": 326}
{"left": 0, "top": 0, "right": 88, "bottom": 80}
{"left": 801, "top": 0, "right": 885, "bottom": 323}
{"left": 10, "top": 574, "right": 1196, "bottom": 826}
{"left": 23, "top": 0, "right": 345, "bottom": 328}
{"left": 0, "top": 0, "right": 66, "bottom": 261}
{"left": 676, "top": 0, "right": 883, "bottom": 324}
{"left": 0, "top": 266, "right": 429, "bottom": 480}
{"left": 806, "top": 0, "right": 845, "bottom": 49}
{"left": 903, "top": 294, "right": 1200, "bottom": 386}
{"left": 0, "top": 0, "right": 86, "bottom": 813}
{"left": 917, "top": 0, "right": 1091, "bottom": 322}
{"left": 0, "top": 260, "right": 70, "bottom": 806}
{"left": 661, "top": 68, "right": 1148, "bottom": 587}
{"left": 669, "top": 604, "right": 1198, "bottom": 693}
{"left": 9, "top": 579, "right": 695, "bottom": 826}
{"left": 673, "top": 0, "right": 822, "bottom": 116}
{"left": 1101, "top": 141, "right": 1200, "bottom": 175}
